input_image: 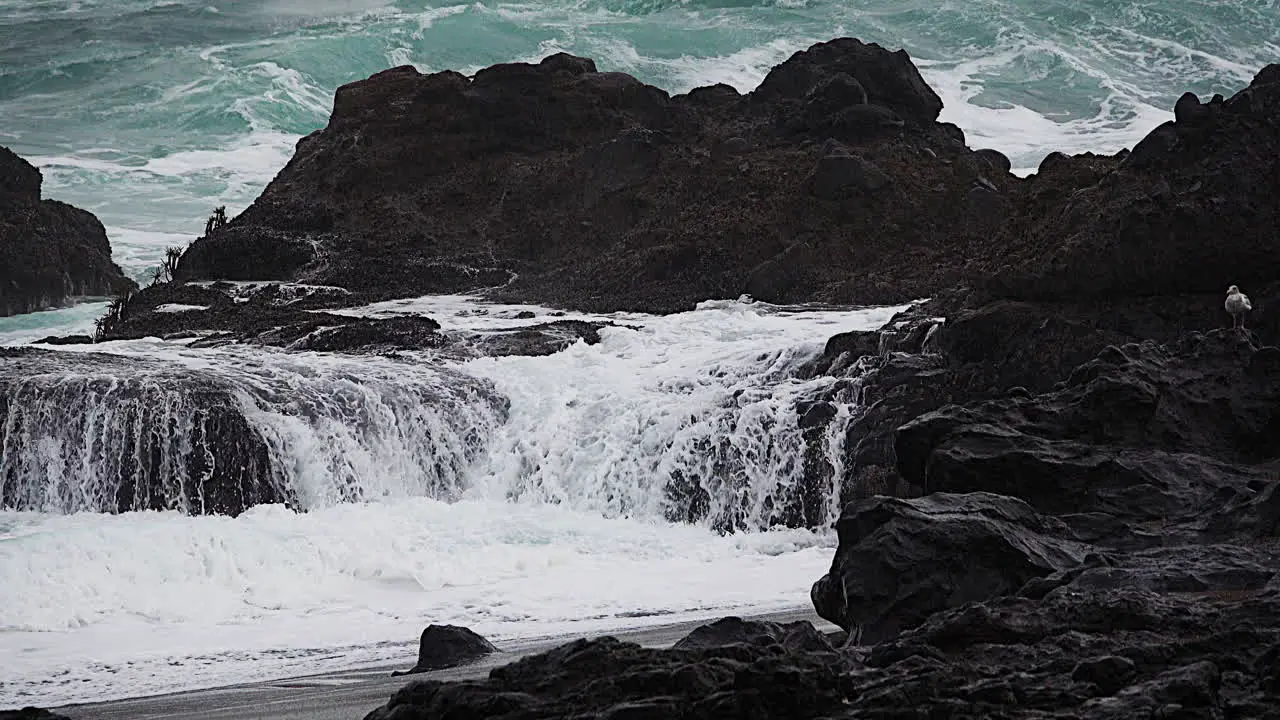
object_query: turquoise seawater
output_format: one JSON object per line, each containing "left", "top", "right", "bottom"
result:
{"left": 1, "top": 0, "right": 1276, "bottom": 311}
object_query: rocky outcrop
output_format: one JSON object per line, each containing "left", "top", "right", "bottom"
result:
{"left": 806, "top": 329, "right": 1280, "bottom": 712}
{"left": 896, "top": 331, "right": 1280, "bottom": 512}
{"left": 392, "top": 625, "right": 500, "bottom": 677}
{"left": 364, "top": 619, "right": 857, "bottom": 720}
{"left": 365, "top": 569, "right": 1280, "bottom": 719}
{"left": 95, "top": 280, "right": 619, "bottom": 358}
{"left": 170, "top": 38, "right": 1013, "bottom": 314}
{"left": 991, "top": 65, "right": 1280, "bottom": 305}
{"left": 0, "top": 146, "right": 135, "bottom": 317}
{"left": 812, "top": 492, "right": 1089, "bottom": 644}
{"left": 371, "top": 331, "right": 1280, "bottom": 718}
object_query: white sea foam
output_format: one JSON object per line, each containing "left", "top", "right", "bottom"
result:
{"left": 0, "top": 297, "right": 902, "bottom": 706}
{"left": 0, "top": 500, "right": 831, "bottom": 706}
{"left": 153, "top": 303, "right": 209, "bottom": 313}
{"left": 920, "top": 52, "right": 1173, "bottom": 175}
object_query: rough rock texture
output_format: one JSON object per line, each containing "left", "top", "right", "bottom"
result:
{"left": 804, "top": 327, "right": 1280, "bottom": 715}
{"left": 170, "top": 38, "right": 1013, "bottom": 314}
{"left": 991, "top": 64, "right": 1280, "bottom": 304}
{"left": 778, "top": 63, "right": 1280, "bottom": 508}
{"left": 0, "top": 146, "right": 135, "bottom": 316}
{"left": 365, "top": 567, "right": 1280, "bottom": 719}
{"left": 364, "top": 619, "right": 858, "bottom": 720}
{"left": 96, "top": 281, "right": 618, "bottom": 358}
{"left": 393, "top": 625, "right": 500, "bottom": 676}
{"left": 812, "top": 492, "right": 1089, "bottom": 644}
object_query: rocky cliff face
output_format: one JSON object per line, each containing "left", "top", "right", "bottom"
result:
{"left": 0, "top": 146, "right": 136, "bottom": 317}
{"left": 173, "top": 38, "right": 1013, "bottom": 313}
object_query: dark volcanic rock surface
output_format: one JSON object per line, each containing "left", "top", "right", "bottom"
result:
{"left": 992, "top": 64, "right": 1280, "bottom": 304}
{"left": 0, "top": 146, "right": 136, "bottom": 316}
{"left": 171, "top": 38, "right": 1014, "bottom": 314}
{"left": 95, "top": 280, "right": 619, "bottom": 358}
{"left": 364, "top": 620, "right": 860, "bottom": 720}
{"left": 393, "top": 625, "right": 500, "bottom": 676}
{"left": 813, "top": 492, "right": 1089, "bottom": 644}
{"left": 0, "top": 709, "right": 73, "bottom": 720}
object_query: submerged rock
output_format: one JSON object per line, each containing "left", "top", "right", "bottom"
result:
{"left": 0, "top": 348, "right": 282, "bottom": 515}
{"left": 0, "top": 146, "right": 136, "bottom": 317}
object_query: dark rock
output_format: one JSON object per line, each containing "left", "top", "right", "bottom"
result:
{"left": 273, "top": 316, "right": 446, "bottom": 353}
{"left": 1037, "top": 150, "right": 1070, "bottom": 174}
{"left": 672, "top": 617, "right": 836, "bottom": 655}
{"left": 974, "top": 147, "right": 1012, "bottom": 174}
{"left": 365, "top": 633, "right": 860, "bottom": 720}
{"left": 756, "top": 38, "right": 942, "bottom": 124}
{"left": 1072, "top": 654, "right": 1138, "bottom": 694}
{"left": 0, "top": 146, "right": 136, "bottom": 317}
{"left": 811, "top": 492, "right": 1088, "bottom": 643}
{"left": 744, "top": 243, "right": 816, "bottom": 301}
{"left": 1174, "top": 91, "right": 1211, "bottom": 126}
{"left": 897, "top": 331, "right": 1280, "bottom": 522}
{"left": 1125, "top": 120, "right": 1181, "bottom": 169}
{"left": 32, "top": 334, "right": 93, "bottom": 346}
{"left": 580, "top": 128, "right": 663, "bottom": 209}
{"left": 392, "top": 625, "right": 500, "bottom": 676}
{"left": 805, "top": 152, "right": 890, "bottom": 200}
{"left": 468, "top": 320, "right": 622, "bottom": 357}
{"left": 800, "top": 72, "right": 868, "bottom": 127}
{"left": 993, "top": 68, "right": 1280, "bottom": 304}
{"left": 154, "top": 38, "right": 1008, "bottom": 319}
{"left": 829, "top": 103, "right": 904, "bottom": 138}
{"left": 0, "top": 348, "right": 282, "bottom": 515}
{"left": 540, "top": 52, "right": 596, "bottom": 76}
{"left": 0, "top": 709, "right": 73, "bottom": 720}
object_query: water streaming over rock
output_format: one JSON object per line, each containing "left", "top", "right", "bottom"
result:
{"left": 1, "top": 298, "right": 904, "bottom": 532}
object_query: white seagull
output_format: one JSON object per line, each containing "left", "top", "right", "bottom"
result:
{"left": 1225, "top": 284, "right": 1252, "bottom": 329}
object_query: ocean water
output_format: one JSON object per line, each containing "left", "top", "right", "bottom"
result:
{"left": 2, "top": 0, "right": 1276, "bottom": 288}
{"left": 1, "top": 0, "right": 1276, "bottom": 708}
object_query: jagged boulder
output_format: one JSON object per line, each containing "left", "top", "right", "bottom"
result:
{"left": 810, "top": 492, "right": 1088, "bottom": 644}
{"left": 364, "top": 623, "right": 859, "bottom": 720}
{"left": 168, "top": 38, "right": 1011, "bottom": 318}
{"left": 393, "top": 625, "right": 500, "bottom": 676}
{"left": 896, "top": 330, "right": 1280, "bottom": 530}
{"left": 0, "top": 146, "right": 135, "bottom": 317}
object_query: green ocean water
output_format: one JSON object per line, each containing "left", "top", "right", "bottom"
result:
{"left": 0, "top": 0, "right": 1276, "bottom": 302}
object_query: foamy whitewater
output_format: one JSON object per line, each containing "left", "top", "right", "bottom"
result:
{"left": 1, "top": 0, "right": 1276, "bottom": 709}
{"left": 0, "top": 298, "right": 906, "bottom": 706}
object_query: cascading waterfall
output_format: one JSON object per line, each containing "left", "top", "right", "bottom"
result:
{"left": 0, "top": 345, "right": 509, "bottom": 515}
{"left": 0, "top": 299, "right": 903, "bottom": 530}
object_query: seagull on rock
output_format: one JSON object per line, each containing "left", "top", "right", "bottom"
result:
{"left": 1225, "top": 285, "right": 1252, "bottom": 329}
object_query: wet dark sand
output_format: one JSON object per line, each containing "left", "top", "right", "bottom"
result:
{"left": 54, "top": 608, "right": 835, "bottom": 720}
